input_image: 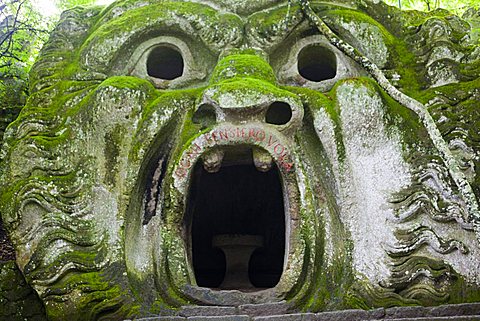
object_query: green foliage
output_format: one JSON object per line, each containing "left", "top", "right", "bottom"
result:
{"left": 0, "top": 0, "right": 107, "bottom": 111}
{"left": 383, "top": 0, "right": 479, "bottom": 14}
{"left": 55, "top": 0, "right": 97, "bottom": 11}
{"left": 0, "top": 0, "right": 53, "bottom": 108}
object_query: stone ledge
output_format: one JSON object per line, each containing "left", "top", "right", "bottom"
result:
{"left": 237, "top": 302, "right": 290, "bottom": 317}
{"left": 187, "top": 316, "right": 250, "bottom": 321}
{"left": 181, "top": 306, "right": 237, "bottom": 317}
{"left": 428, "top": 303, "right": 480, "bottom": 316}
{"left": 254, "top": 313, "right": 316, "bottom": 321}
{"left": 130, "top": 302, "right": 480, "bottom": 320}
{"left": 375, "top": 317, "right": 480, "bottom": 321}
{"left": 314, "top": 308, "right": 384, "bottom": 321}
{"left": 126, "top": 317, "right": 185, "bottom": 321}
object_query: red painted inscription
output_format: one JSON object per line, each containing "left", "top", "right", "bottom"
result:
{"left": 175, "top": 127, "right": 294, "bottom": 178}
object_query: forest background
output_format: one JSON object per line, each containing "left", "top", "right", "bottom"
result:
{"left": 0, "top": 0, "right": 479, "bottom": 114}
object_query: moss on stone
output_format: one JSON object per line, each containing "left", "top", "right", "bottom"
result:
{"left": 98, "top": 75, "right": 156, "bottom": 92}
{"left": 287, "top": 85, "right": 347, "bottom": 161}
{"left": 250, "top": 3, "right": 301, "bottom": 30}
{"left": 345, "top": 255, "right": 480, "bottom": 309}
{"left": 128, "top": 87, "right": 199, "bottom": 166}
{"left": 210, "top": 54, "right": 277, "bottom": 84}
{"left": 80, "top": 1, "right": 242, "bottom": 72}
{"left": 323, "top": 8, "right": 394, "bottom": 45}
{"left": 209, "top": 77, "right": 298, "bottom": 107}
{"left": 43, "top": 269, "right": 136, "bottom": 321}
{"left": 413, "top": 78, "right": 480, "bottom": 104}
{"left": 321, "top": 5, "right": 425, "bottom": 93}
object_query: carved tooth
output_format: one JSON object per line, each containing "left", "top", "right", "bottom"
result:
{"left": 202, "top": 149, "right": 224, "bottom": 173}
{"left": 253, "top": 147, "right": 273, "bottom": 172}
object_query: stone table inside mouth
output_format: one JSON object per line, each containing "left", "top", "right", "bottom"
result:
{"left": 212, "top": 234, "right": 264, "bottom": 290}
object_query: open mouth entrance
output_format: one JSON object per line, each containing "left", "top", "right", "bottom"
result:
{"left": 187, "top": 150, "right": 285, "bottom": 291}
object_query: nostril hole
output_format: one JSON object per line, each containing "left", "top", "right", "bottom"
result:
{"left": 193, "top": 103, "right": 216, "bottom": 127}
{"left": 265, "top": 102, "right": 292, "bottom": 125}
{"left": 147, "top": 45, "right": 184, "bottom": 80}
{"left": 298, "top": 45, "right": 337, "bottom": 82}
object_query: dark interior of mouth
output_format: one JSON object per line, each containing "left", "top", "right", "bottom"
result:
{"left": 186, "top": 152, "right": 285, "bottom": 290}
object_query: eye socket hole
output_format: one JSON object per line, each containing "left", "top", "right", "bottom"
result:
{"left": 265, "top": 102, "right": 292, "bottom": 125}
{"left": 193, "top": 103, "right": 216, "bottom": 127}
{"left": 297, "top": 45, "right": 337, "bottom": 82}
{"left": 147, "top": 45, "right": 184, "bottom": 80}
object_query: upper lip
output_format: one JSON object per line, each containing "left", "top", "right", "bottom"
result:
{"left": 201, "top": 146, "right": 273, "bottom": 173}
{"left": 173, "top": 123, "right": 295, "bottom": 192}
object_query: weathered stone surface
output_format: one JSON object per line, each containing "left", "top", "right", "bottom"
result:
{"left": 132, "top": 303, "right": 480, "bottom": 321}
{"left": 253, "top": 313, "right": 315, "bottom": 321}
{"left": 237, "top": 302, "right": 290, "bottom": 317}
{"left": 385, "top": 307, "right": 430, "bottom": 318}
{"left": 428, "top": 303, "right": 480, "bottom": 316}
{"left": 129, "top": 317, "right": 186, "bottom": 321}
{"left": 181, "top": 306, "right": 237, "bottom": 317}
{"left": 315, "top": 309, "right": 377, "bottom": 321}
{"left": 187, "top": 316, "right": 250, "bottom": 321}
{"left": 1, "top": 0, "right": 480, "bottom": 320}
{"left": 379, "top": 317, "right": 480, "bottom": 321}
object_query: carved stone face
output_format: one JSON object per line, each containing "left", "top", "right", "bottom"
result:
{"left": 1, "top": 0, "right": 479, "bottom": 319}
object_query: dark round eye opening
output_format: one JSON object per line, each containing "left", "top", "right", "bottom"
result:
{"left": 298, "top": 45, "right": 337, "bottom": 82}
{"left": 265, "top": 102, "right": 292, "bottom": 125}
{"left": 147, "top": 45, "right": 184, "bottom": 80}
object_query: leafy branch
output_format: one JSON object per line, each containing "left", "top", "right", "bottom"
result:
{"left": 385, "top": 0, "right": 479, "bottom": 14}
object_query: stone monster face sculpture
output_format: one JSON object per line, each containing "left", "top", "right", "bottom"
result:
{"left": 1, "top": 0, "right": 480, "bottom": 319}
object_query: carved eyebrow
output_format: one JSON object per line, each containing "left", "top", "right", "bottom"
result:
{"left": 80, "top": 2, "right": 243, "bottom": 74}
{"left": 246, "top": 4, "right": 305, "bottom": 51}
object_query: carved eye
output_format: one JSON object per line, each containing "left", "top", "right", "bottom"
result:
{"left": 297, "top": 45, "right": 337, "bottom": 82}
{"left": 123, "top": 36, "right": 209, "bottom": 89}
{"left": 147, "top": 45, "right": 184, "bottom": 80}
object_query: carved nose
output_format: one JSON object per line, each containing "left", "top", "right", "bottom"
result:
{"left": 193, "top": 100, "right": 293, "bottom": 126}
{"left": 193, "top": 79, "right": 303, "bottom": 134}
{"left": 265, "top": 102, "right": 292, "bottom": 125}
{"left": 192, "top": 95, "right": 298, "bottom": 130}
{"left": 193, "top": 53, "right": 303, "bottom": 133}
{"left": 192, "top": 103, "right": 216, "bottom": 127}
